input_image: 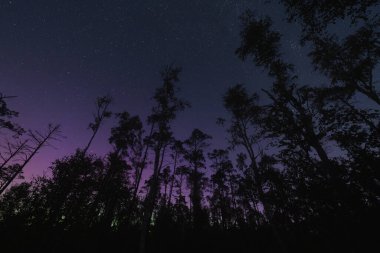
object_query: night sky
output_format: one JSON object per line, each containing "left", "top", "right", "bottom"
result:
{"left": 1, "top": 0, "right": 316, "bottom": 178}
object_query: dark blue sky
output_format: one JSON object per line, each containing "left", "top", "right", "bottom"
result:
{"left": 0, "top": 0, "right": 316, "bottom": 178}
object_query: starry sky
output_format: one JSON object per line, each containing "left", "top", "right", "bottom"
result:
{"left": 0, "top": 0, "right": 316, "bottom": 178}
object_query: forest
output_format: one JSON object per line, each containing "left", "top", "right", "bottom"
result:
{"left": 0, "top": 1, "right": 379, "bottom": 252}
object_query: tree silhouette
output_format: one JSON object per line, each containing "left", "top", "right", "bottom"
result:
{"left": 0, "top": 93, "right": 24, "bottom": 136}
{"left": 183, "top": 128, "right": 211, "bottom": 231}
{"left": 208, "top": 149, "right": 236, "bottom": 229}
{"left": 230, "top": 4, "right": 380, "bottom": 252}
{"left": 0, "top": 124, "right": 61, "bottom": 195}
{"left": 139, "top": 66, "right": 188, "bottom": 253}
{"left": 83, "top": 96, "right": 112, "bottom": 154}
{"left": 109, "top": 111, "right": 145, "bottom": 223}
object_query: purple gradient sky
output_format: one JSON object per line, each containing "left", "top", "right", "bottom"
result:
{"left": 1, "top": 0, "right": 321, "bottom": 179}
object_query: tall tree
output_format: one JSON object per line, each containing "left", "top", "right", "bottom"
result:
{"left": 183, "top": 129, "right": 211, "bottom": 231}
{"left": 139, "top": 66, "right": 188, "bottom": 253}
{"left": 232, "top": 6, "right": 380, "bottom": 251}
{"left": 109, "top": 111, "right": 145, "bottom": 222}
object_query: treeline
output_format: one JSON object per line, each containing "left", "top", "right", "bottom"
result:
{"left": 1, "top": 1, "right": 379, "bottom": 253}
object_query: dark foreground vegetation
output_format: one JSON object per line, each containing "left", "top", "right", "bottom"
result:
{"left": 1, "top": 1, "right": 379, "bottom": 252}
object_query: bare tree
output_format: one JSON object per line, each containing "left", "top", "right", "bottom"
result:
{"left": 0, "top": 124, "right": 62, "bottom": 195}
{"left": 83, "top": 96, "right": 112, "bottom": 154}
